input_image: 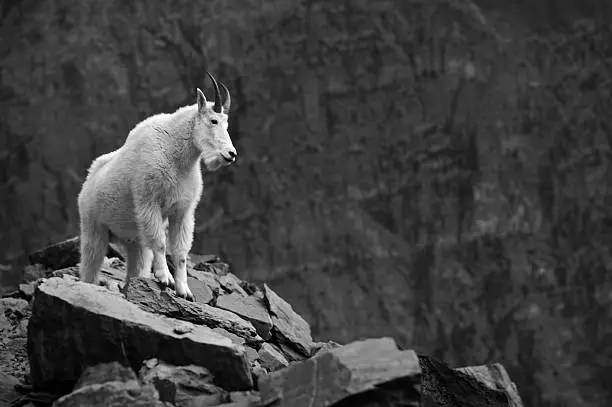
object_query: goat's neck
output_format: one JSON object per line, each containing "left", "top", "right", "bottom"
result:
{"left": 168, "top": 109, "right": 202, "bottom": 173}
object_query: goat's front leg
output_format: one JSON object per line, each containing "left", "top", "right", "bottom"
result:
{"left": 167, "top": 204, "right": 196, "bottom": 301}
{"left": 135, "top": 201, "right": 175, "bottom": 288}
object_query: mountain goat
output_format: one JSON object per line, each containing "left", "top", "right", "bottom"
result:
{"left": 77, "top": 72, "right": 236, "bottom": 301}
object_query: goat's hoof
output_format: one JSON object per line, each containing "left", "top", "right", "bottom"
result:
{"left": 176, "top": 293, "right": 195, "bottom": 302}
{"left": 154, "top": 269, "right": 175, "bottom": 288}
{"left": 175, "top": 283, "right": 194, "bottom": 302}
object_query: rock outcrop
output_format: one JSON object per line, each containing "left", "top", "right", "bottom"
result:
{"left": 0, "top": 237, "right": 525, "bottom": 406}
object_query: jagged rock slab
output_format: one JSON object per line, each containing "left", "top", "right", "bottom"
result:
{"left": 257, "top": 343, "right": 289, "bottom": 372}
{"left": 53, "top": 362, "right": 166, "bottom": 407}
{"left": 419, "top": 355, "right": 523, "bottom": 406}
{"left": 124, "top": 278, "right": 261, "bottom": 345}
{"left": 187, "top": 276, "right": 214, "bottom": 304}
{"left": 216, "top": 293, "right": 272, "bottom": 340}
{"left": 139, "top": 358, "right": 227, "bottom": 407}
{"left": 192, "top": 259, "right": 230, "bottom": 276}
{"left": 258, "top": 337, "right": 421, "bottom": 407}
{"left": 188, "top": 269, "right": 222, "bottom": 294}
{"left": 217, "top": 273, "right": 250, "bottom": 297}
{"left": 28, "top": 236, "right": 121, "bottom": 270}
{"left": 264, "top": 284, "right": 314, "bottom": 358}
{"left": 276, "top": 342, "right": 309, "bottom": 363}
{"left": 456, "top": 364, "right": 524, "bottom": 407}
{"left": 27, "top": 276, "right": 253, "bottom": 394}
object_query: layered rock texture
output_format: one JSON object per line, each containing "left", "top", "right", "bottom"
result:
{"left": 0, "top": 238, "right": 524, "bottom": 406}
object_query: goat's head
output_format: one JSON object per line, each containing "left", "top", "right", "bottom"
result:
{"left": 194, "top": 72, "right": 236, "bottom": 168}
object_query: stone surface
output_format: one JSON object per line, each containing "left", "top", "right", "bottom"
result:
{"left": 217, "top": 273, "right": 249, "bottom": 297}
{"left": 192, "top": 259, "right": 230, "bottom": 276}
{"left": 28, "top": 236, "right": 122, "bottom": 271}
{"left": 125, "top": 277, "right": 261, "bottom": 344}
{"left": 257, "top": 343, "right": 289, "bottom": 372}
{"left": 258, "top": 337, "right": 421, "bottom": 407}
{"left": 139, "top": 358, "right": 227, "bottom": 407}
{"left": 456, "top": 364, "right": 524, "bottom": 407}
{"left": 188, "top": 268, "right": 222, "bottom": 294}
{"left": 419, "top": 355, "right": 523, "bottom": 407}
{"left": 3, "top": 237, "right": 527, "bottom": 406}
{"left": 0, "top": 298, "right": 30, "bottom": 379}
{"left": 216, "top": 293, "right": 272, "bottom": 340}
{"left": 244, "top": 346, "right": 259, "bottom": 366}
{"left": 275, "top": 342, "right": 309, "bottom": 363}
{"left": 0, "top": 372, "right": 21, "bottom": 406}
{"left": 187, "top": 276, "right": 214, "bottom": 304}
{"left": 28, "top": 275, "right": 252, "bottom": 394}
{"left": 212, "top": 327, "right": 246, "bottom": 346}
{"left": 228, "top": 391, "right": 261, "bottom": 404}
{"left": 53, "top": 362, "right": 166, "bottom": 407}
{"left": 264, "top": 284, "right": 314, "bottom": 358}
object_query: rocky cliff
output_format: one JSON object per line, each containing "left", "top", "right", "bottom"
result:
{"left": 0, "top": 238, "right": 523, "bottom": 406}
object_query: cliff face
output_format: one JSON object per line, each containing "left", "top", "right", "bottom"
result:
{"left": 2, "top": 1, "right": 612, "bottom": 405}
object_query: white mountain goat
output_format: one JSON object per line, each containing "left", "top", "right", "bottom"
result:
{"left": 77, "top": 72, "right": 236, "bottom": 301}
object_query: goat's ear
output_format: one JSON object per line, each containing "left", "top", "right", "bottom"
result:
{"left": 196, "top": 88, "right": 207, "bottom": 112}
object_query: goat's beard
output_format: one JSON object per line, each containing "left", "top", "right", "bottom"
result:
{"left": 201, "top": 153, "right": 226, "bottom": 172}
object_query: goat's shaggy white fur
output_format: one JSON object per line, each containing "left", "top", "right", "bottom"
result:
{"left": 78, "top": 82, "right": 236, "bottom": 300}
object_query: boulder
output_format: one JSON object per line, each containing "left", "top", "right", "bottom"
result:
{"left": 258, "top": 337, "right": 421, "bottom": 407}
{"left": 257, "top": 343, "right": 289, "bottom": 372}
{"left": 139, "top": 358, "right": 227, "bottom": 407}
{"left": 52, "top": 362, "right": 166, "bottom": 407}
{"left": 216, "top": 293, "right": 273, "bottom": 340}
{"left": 27, "top": 275, "right": 253, "bottom": 394}
{"left": 419, "top": 355, "right": 524, "bottom": 406}
{"left": 264, "top": 284, "right": 314, "bottom": 358}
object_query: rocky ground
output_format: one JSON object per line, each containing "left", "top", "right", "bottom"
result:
{"left": 0, "top": 237, "right": 524, "bottom": 406}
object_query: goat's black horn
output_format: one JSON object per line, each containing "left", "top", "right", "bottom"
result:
{"left": 220, "top": 82, "right": 231, "bottom": 112}
{"left": 207, "top": 71, "right": 222, "bottom": 113}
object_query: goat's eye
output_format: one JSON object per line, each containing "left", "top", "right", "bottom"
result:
{"left": 211, "top": 119, "right": 218, "bottom": 125}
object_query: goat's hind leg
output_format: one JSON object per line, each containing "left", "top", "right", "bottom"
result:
{"left": 79, "top": 219, "right": 109, "bottom": 285}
